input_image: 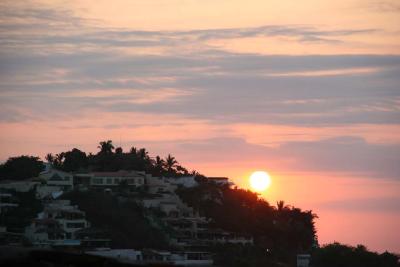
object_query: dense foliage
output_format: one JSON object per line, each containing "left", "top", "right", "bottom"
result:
{"left": 176, "top": 181, "right": 318, "bottom": 265}
{"left": 62, "top": 190, "right": 170, "bottom": 249}
{"left": 45, "top": 140, "right": 200, "bottom": 178}
{"left": 311, "top": 243, "right": 400, "bottom": 267}
{"left": 0, "top": 156, "right": 44, "bottom": 180}
{"left": 0, "top": 189, "right": 43, "bottom": 232}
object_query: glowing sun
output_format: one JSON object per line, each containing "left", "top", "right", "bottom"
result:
{"left": 250, "top": 171, "right": 272, "bottom": 191}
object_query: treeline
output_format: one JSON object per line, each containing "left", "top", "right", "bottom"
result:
{"left": 0, "top": 189, "right": 43, "bottom": 233}
{"left": 312, "top": 243, "right": 399, "bottom": 267}
{"left": 46, "top": 140, "right": 199, "bottom": 177}
{"left": 176, "top": 182, "right": 400, "bottom": 266}
{"left": 0, "top": 156, "right": 44, "bottom": 181}
{"left": 0, "top": 140, "right": 201, "bottom": 180}
{"left": 61, "top": 190, "right": 170, "bottom": 249}
{"left": 176, "top": 181, "right": 317, "bottom": 265}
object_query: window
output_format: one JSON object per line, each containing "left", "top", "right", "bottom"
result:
{"left": 114, "top": 178, "right": 120, "bottom": 184}
{"left": 106, "top": 178, "right": 112, "bottom": 184}
{"left": 127, "top": 178, "right": 135, "bottom": 184}
{"left": 64, "top": 176, "right": 70, "bottom": 181}
{"left": 92, "top": 178, "right": 103, "bottom": 184}
{"left": 66, "top": 222, "right": 85, "bottom": 228}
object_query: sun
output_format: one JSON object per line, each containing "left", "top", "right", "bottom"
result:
{"left": 249, "top": 171, "right": 271, "bottom": 191}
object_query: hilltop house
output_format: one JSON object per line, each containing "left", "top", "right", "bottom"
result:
{"left": 207, "top": 177, "right": 232, "bottom": 186}
{"left": 142, "top": 249, "right": 213, "bottom": 266}
{"left": 73, "top": 170, "right": 146, "bottom": 190}
{"left": 171, "top": 176, "right": 198, "bottom": 188}
{"left": 39, "top": 168, "right": 74, "bottom": 191}
{"left": 25, "top": 200, "right": 89, "bottom": 247}
{"left": 0, "top": 180, "right": 38, "bottom": 192}
{"left": 146, "top": 175, "right": 177, "bottom": 194}
{"left": 0, "top": 192, "right": 19, "bottom": 214}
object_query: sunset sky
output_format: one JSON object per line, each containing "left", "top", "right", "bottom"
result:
{"left": 0, "top": 0, "right": 400, "bottom": 252}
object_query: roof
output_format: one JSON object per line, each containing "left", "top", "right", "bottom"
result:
{"left": 75, "top": 227, "right": 108, "bottom": 235}
{"left": 33, "top": 218, "right": 58, "bottom": 224}
{"left": 35, "top": 228, "right": 65, "bottom": 234}
{"left": 49, "top": 173, "right": 63, "bottom": 181}
{"left": 197, "top": 228, "right": 229, "bottom": 235}
{"left": 142, "top": 249, "right": 171, "bottom": 256}
{"left": 92, "top": 170, "right": 146, "bottom": 178}
{"left": 45, "top": 208, "right": 84, "bottom": 215}
{"left": 208, "top": 177, "right": 229, "bottom": 180}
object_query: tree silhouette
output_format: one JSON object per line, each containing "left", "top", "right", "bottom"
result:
{"left": 45, "top": 153, "right": 54, "bottom": 164}
{"left": 276, "top": 200, "right": 289, "bottom": 211}
{"left": 98, "top": 140, "right": 114, "bottom": 154}
{"left": 153, "top": 156, "right": 165, "bottom": 176}
{"left": 0, "top": 156, "right": 44, "bottom": 180}
{"left": 165, "top": 154, "right": 178, "bottom": 176}
{"left": 61, "top": 148, "right": 87, "bottom": 172}
{"left": 115, "top": 147, "right": 123, "bottom": 154}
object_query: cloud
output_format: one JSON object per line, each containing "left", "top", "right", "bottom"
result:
{"left": 175, "top": 136, "right": 400, "bottom": 179}
{"left": 367, "top": 1, "right": 400, "bottom": 12}
{"left": 0, "top": 0, "right": 381, "bottom": 57}
{"left": 1, "top": 52, "right": 400, "bottom": 127}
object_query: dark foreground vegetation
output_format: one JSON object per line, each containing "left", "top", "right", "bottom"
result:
{"left": 0, "top": 190, "right": 42, "bottom": 233}
{"left": 61, "top": 190, "right": 170, "bottom": 249}
{"left": 177, "top": 182, "right": 317, "bottom": 266}
{"left": 0, "top": 247, "right": 174, "bottom": 267}
{"left": 312, "top": 243, "right": 400, "bottom": 267}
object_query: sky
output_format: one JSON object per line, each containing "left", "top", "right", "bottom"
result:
{"left": 0, "top": 0, "right": 400, "bottom": 253}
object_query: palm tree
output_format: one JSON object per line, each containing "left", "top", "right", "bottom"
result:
{"left": 176, "top": 165, "right": 189, "bottom": 176}
{"left": 45, "top": 153, "right": 54, "bottom": 164}
{"left": 98, "top": 140, "right": 114, "bottom": 154}
{"left": 129, "top": 146, "right": 137, "bottom": 155}
{"left": 137, "top": 148, "right": 149, "bottom": 161}
{"left": 51, "top": 153, "right": 64, "bottom": 168}
{"left": 154, "top": 156, "right": 165, "bottom": 172}
{"left": 276, "top": 200, "right": 289, "bottom": 211}
{"left": 165, "top": 154, "right": 178, "bottom": 175}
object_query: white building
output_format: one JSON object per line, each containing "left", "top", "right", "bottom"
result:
{"left": 297, "top": 254, "right": 311, "bottom": 267}
{"left": 207, "top": 177, "right": 233, "bottom": 186}
{"left": 42, "top": 201, "right": 90, "bottom": 239}
{"left": 171, "top": 176, "right": 198, "bottom": 188}
{"left": 0, "top": 180, "right": 38, "bottom": 192}
{"left": 25, "top": 200, "right": 89, "bottom": 246}
{"left": 142, "top": 249, "right": 213, "bottom": 266}
{"left": 88, "top": 171, "right": 146, "bottom": 189}
{"left": 86, "top": 249, "right": 142, "bottom": 263}
{"left": 0, "top": 193, "right": 18, "bottom": 214}
{"left": 146, "top": 175, "right": 177, "bottom": 194}
{"left": 39, "top": 168, "right": 74, "bottom": 191}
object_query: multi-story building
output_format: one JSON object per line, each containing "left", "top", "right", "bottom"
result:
{"left": 0, "top": 192, "right": 18, "bottom": 215}
{"left": 87, "top": 171, "right": 146, "bottom": 189}
{"left": 25, "top": 200, "right": 89, "bottom": 247}
{"left": 39, "top": 168, "right": 74, "bottom": 191}
{"left": 207, "top": 177, "right": 233, "bottom": 186}
{"left": 25, "top": 218, "right": 67, "bottom": 247}
{"left": 43, "top": 200, "right": 90, "bottom": 239}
